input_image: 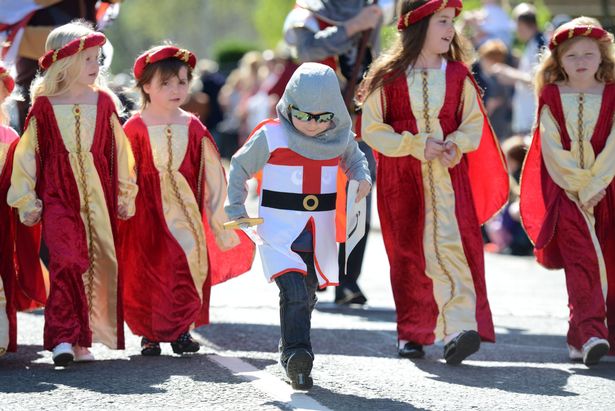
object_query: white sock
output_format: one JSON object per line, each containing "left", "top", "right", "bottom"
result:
{"left": 444, "top": 332, "right": 461, "bottom": 344}
{"left": 398, "top": 339, "right": 409, "bottom": 349}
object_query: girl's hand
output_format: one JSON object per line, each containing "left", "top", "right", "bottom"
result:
{"left": 439, "top": 141, "right": 460, "bottom": 168}
{"left": 23, "top": 201, "right": 42, "bottom": 226}
{"left": 118, "top": 203, "right": 129, "bottom": 220}
{"left": 424, "top": 138, "right": 444, "bottom": 161}
{"left": 582, "top": 189, "right": 606, "bottom": 211}
{"left": 355, "top": 179, "right": 372, "bottom": 203}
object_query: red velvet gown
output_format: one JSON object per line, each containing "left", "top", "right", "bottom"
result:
{"left": 7, "top": 92, "right": 136, "bottom": 351}
{"left": 362, "top": 61, "right": 508, "bottom": 344}
{"left": 520, "top": 83, "right": 615, "bottom": 352}
{"left": 120, "top": 114, "right": 254, "bottom": 342}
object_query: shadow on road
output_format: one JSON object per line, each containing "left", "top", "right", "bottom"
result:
{"left": 0, "top": 345, "right": 245, "bottom": 395}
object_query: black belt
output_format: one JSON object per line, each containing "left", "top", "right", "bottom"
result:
{"left": 261, "top": 189, "right": 337, "bottom": 212}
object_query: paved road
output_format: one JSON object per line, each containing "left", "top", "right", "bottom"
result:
{"left": 2, "top": 202, "right": 615, "bottom": 410}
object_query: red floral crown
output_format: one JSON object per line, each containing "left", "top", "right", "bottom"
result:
{"left": 133, "top": 46, "right": 197, "bottom": 80}
{"left": 397, "top": 0, "right": 463, "bottom": 31}
{"left": 549, "top": 25, "right": 613, "bottom": 50}
{"left": 0, "top": 66, "right": 15, "bottom": 93}
{"left": 38, "top": 32, "right": 106, "bottom": 70}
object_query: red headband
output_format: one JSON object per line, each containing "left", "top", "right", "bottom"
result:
{"left": 0, "top": 66, "right": 15, "bottom": 94}
{"left": 38, "top": 32, "right": 106, "bottom": 70}
{"left": 549, "top": 25, "right": 612, "bottom": 50}
{"left": 133, "top": 46, "right": 197, "bottom": 80}
{"left": 398, "top": 0, "right": 462, "bottom": 31}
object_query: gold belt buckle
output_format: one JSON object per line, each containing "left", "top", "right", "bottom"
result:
{"left": 303, "top": 194, "right": 319, "bottom": 211}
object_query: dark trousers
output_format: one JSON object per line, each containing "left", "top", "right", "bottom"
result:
{"left": 336, "top": 141, "right": 376, "bottom": 299}
{"left": 275, "top": 252, "right": 319, "bottom": 364}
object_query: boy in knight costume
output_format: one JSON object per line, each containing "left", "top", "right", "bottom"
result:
{"left": 226, "top": 63, "right": 371, "bottom": 389}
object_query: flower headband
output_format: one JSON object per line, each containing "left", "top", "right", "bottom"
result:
{"left": 133, "top": 46, "right": 197, "bottom": 80}
{"left": 0, "top": 66, "right": 15, "bottom": 93}
{"left": 397, "top": 0, "right": 463, "bottom": 31}
{"left": 549, "top": 25, "right": 613, "bottom": 50}
{"left": 38, "top": 32, "right": 107, "bottom": 70}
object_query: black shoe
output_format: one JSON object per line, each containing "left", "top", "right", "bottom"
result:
{"left": 286, "top": 349, "right": 314, "bottom": 390}
{"left": 398, "top": 342, "right": 425, "bottom": 359}
{"left": 335, "top": 286, "right": 367, "bottom": 306}
{"left": 171, "top": 332, "right": 200, "bottom": 354}
{"left": 141, "top": 337, "right": 161, "bottom": 356}
{"left": 444, "top": 330, "right": 481, "bottom": 365}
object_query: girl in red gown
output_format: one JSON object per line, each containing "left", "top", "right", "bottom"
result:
{"left": 120, "top": 46, "right": 254, "bottom": 356}
{"left": 520, "top": 18, "right": 615, "bottom": 366}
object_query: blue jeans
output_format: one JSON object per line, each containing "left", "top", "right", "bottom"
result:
{"left": 274, "top": 252, "right": 319, "bottom": 365}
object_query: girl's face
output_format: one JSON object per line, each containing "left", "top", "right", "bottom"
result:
{"left": 424, "top": 8, "right": 456, "bottom": 57}
{"left": 560, "top": 38, "right": 602, "bottom": 84}
{"left": 76, "top": 46, "right": 101, "bottom": 88}
{"left": 143, "top": 66, "right": 189, "bottom": 111}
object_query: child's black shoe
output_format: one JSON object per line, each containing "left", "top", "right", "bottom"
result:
{"left": 285, "top": 349, "right": 314, "bottom": 390}
{"left": 171, "top": 332, "right": 200, "bottom": 354}
{"left": 141, "top": 337, "right": 161, "bottom": 356}
{"left": 398, "top": 342, "right": 425, "bottom": 359}
{"left": 444, "top": 330, "right": 480, "bottom": 365}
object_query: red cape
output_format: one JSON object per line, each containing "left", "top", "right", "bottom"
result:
{"left": 0, "top": 139, "right": 46, "bottom": 352}
{"left": 119, "top": 114, "right": 254, "bottom": 341}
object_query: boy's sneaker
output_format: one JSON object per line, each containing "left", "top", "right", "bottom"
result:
{"left": 171, "top": 332, "right": 200, "bottom": 354}
{"left": 568, "top": 345, "right": 583, "bottom": 362}
{"left": 74, "top": 346, "right": 95, "bottom": 362}
{"left": 286, "top": 349, "right": 314, "bottom": 390}
{"left": 444, "top": 330, "right": 481, "bottom": 365}
{"left": 52, "top": 342, "right": 74, "bottom": 366}
{"left": 582, "top": 337, "right": 609, "bottom": 366}
{"left": 141, "top": 337, "right": 161, "bottom": 356}
{"left": 398, "top": 342, "right": 425, "bottom": 359}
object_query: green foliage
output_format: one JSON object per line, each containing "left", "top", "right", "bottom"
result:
{"left": 214, "top": 40, "right": 262, "bottom": 73}
{"left": 253, "top": 0, "right": 296, "bottom": 48}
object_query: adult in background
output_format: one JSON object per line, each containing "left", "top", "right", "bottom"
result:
{"left": 284, "top": 0, "right": 394, "bottom": 305}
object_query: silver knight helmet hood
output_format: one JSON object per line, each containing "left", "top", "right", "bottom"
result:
{"left": 276, "top": 62, "right": 353, "bottom": 160}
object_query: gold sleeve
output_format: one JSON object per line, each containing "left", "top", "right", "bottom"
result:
{"left": 444, "top": 78, "right": 484, "bottom": 154}
{"left": 112, "top": 114, "right": 138, "bottom": 218}
{"left": 578, "top": 116, "right": 615, "bottom": 204}
{"left": 7, "top": 119, "right": 42, "bottom": 222}
{"left": 540, "top": 106, "right": 592, "bottom": 198}
{"left": 361, "top": 87, "right": 429, "bottom": 160}
{"left": 202, "top": 138, "right": 239, "bottom": 250}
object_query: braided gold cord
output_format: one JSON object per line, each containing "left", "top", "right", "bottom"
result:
{"left": 197, "top": 138, "right": 205, "bottom": 204}
{"left": 73, "top": 105, "right": 96, "bottom": 319}
{"left": 577, "top": 93, "right": 585, "bottom": 169}
{"left": 422, "top": 71, "right": 455, "bottom": 335}
{"left": 166, "top": 126, "right": 203, "bottom": 266}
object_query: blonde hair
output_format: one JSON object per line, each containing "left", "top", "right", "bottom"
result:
{"left": 534, "top": 17, "right": 615, "bottom": 96}
{"left": 0, "top": 82, "right": 9, "bottom": 126}
{"left": 30, "top": 20, "right": 122, "bottom": 111}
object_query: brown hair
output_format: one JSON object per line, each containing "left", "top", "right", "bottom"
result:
{"left": 135, "top": 53, "right": 194, "bottom": 109}
{"left": 359, "top": 0, "right": 470, "bottom": 102}
{"left": 534, "top": 17, "right": 615, "bottom": 95}
{"left": 478, "top": 39, "right": 508, "bottom": 64}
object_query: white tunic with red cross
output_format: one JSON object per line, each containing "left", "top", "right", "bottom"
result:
{"left": 256, "top": 120, "right": 340, "bottom": 287}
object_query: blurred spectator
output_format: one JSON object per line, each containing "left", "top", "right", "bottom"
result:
{"left": 196, "top": 59, "right": 225, "bottom": 135}
{"left": 462, "top": 0, "right": 514, "bottom": 48}
{"left": 484, "top": 135, "right": 533, "bottom": 256}
{"left": 474, "top": 39, "right": 513, "bottom": 140}
{"left": 487, "top": 3, "right": 545, "bottom": 135}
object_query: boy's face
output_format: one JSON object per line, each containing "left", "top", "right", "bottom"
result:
{"left": 289, "top": 106, "right": 333, "bottom": 137}
{"left": 516, "top": 21, "right": 535, "bottom": 43}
